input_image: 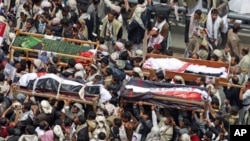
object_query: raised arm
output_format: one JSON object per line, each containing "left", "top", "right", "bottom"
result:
{"left": 151, "top": 105, "right": 157, "bottom": 126}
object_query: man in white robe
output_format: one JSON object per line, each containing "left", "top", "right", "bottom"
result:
{"left": 206, "top": 8, "right": 223, "bottom": 50}
{"left": 207, "top": 0, "right": 229, "bottom": 49}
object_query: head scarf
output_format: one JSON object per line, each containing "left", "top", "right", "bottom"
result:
{"left": 129, "top": 5, "right": 146, "bottom": 29}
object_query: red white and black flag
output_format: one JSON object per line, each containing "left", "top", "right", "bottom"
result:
{"left": 120, "top": 78, "right": 210, "bottom": 110}
{"left": 0, "top": 21, "right": 6, "bottom": 45}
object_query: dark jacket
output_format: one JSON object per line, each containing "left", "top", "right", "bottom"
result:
{"left": 77, "top": 124, "right": 89, "bottom": 141}
{"left": 125, "top": 60, "right": 133, "bottom": 70}
{"left": 83, "top": 18, "right": 94, "bottom": 40}
{"left": 6, "top": 136, "right": 20, "bottom": 141}
{"left": 76, "top": 0, "right": 90, "bottom": 7}
{"left": 112, "top": 68, "right": 126, "bottom": 82}
{"left": 152, "top": 4, "right": 172, "bottom": 23}
{"left": 70, "top": 10, "right": 78, "bottom": 24}
{"left": 51, "top": 25, "right": 63, "bottom": 37}
{"left": 127, "top": 19, "right": 145, "bottom": 44}
{"left": 224, "top": 87, "right": 243, "bottom": 109}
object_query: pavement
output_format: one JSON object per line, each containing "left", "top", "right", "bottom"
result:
{"left": 169, "top": 21, "right": 250, "bottom": 56}
{"left": 122, "top": 15, "right": 250, "bottom": 57}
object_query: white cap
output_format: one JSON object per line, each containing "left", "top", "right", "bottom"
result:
{"left": 41, "top": 1, "right": 51, "bottom": 8}
{"left": 99, "top": 44, "right": 108, "bottom": 52}
{"left": 213, "top": 49, "right": 223, "bottom": 58}
{"left": 68, "top": 0, "right": 77, "bottom": 9}
{"left": 75, "top": 63, "right": 84, "bottom": 70}
{"left": 41, "top": 100, "right": 53, "bottom": 114}
{"left": 111, "top": 52, "right": 119, "bottom": 61}
{"left": 115, "top": 42, "right": 124, "bottom": 51}
{"left": 135, "top": 49, "right": 143, "bottom": 57}
{"left": 102, "top": 51, "right": 109, "bottom": 56}
{"left": 74, "top": 71, "right": 84, "bottom": 78}
{"left": 133, "top": 67, "right": 144, "bottom": 79}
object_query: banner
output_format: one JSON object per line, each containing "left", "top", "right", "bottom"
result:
{"left": 0, "top": 21, "right": 6, "bottom": 45}
{"left": 20, "top": 36, "right": 42, "bottom": 49}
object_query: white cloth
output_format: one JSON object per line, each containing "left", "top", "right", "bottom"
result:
{"left": 17, "top": 73, "right": 39, "bottom": 87}
{"left": 143, "top": 58, "right": 228, "bottom": 78}
{"left": 99, "top": 85, "right": 112, "bottom": 103}
{"left": 221, "top": 14, "right": 228, "bottom": 33}
{"left": 106, "top": 22, "right": 113, "bottom": 37}
{"left": 18, "top": 135, "right": 38, "bottom": 141}
{"left": 243, "top": 90, "right": 250, "bottom": 102}
{"left": 143, "top": 58, "right": 187, "bottom": 71}
{"left": 155, "top": 20, "right": 167, "bottom": 33}
{"left": 128, "top": 5, "right": 146, "bottom": 29}
{"left": 86, "top": 72, "right": 100, "bottom": 82}
{"left": 147, "top": 34, "right": 164, "bottom": 47}
{"left": 119, "top": 126, "right": 128, "bottom": 141}
{"left": 117, "top": 14, "right": 123, "bottom": 24}
{"left": 35, "top": 127, "right": 45, "bottom": 138}
{"left": 19, "top": 110, "right": 34, "bottom": 121}
{"left": 79, "top": 13, "right": 91, "bottom": 20}
{"left": 229, "top": 0, "right": 250, "bottom": 14}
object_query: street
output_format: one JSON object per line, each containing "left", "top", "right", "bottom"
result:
{"left": 121, "top": 15, "right": 250, "bottom": 56}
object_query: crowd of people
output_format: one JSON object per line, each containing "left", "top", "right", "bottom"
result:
{"left": 0, "top": 0, "right": 249, "bottom": 141}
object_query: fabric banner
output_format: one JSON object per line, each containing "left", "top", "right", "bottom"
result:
{"left": 120, "top": 78, "right": 210, "bottom": 110}
{"left": 0, "top": 22, "right": 6, "bottom": 45}
{"left": 20, "top": 36, "right": 42, "bottom": 49}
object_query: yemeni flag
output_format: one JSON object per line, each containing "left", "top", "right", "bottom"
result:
{"left": 18, "top": 73, "right": 100, "bottom": 99}
{"left": 0, "top": 22, "right": 6, "bottom": 45}
{"left": 120, "top": 78, "right": 210, "bottom": 110}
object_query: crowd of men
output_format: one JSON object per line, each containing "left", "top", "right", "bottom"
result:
{"left": 0, "top": 0, "right": 249, "bottom": 141}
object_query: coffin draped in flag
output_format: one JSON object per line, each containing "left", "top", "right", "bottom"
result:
{"left": 120, "top": 78, "right": 210, "bottom": 110}
{"left": 143, "top": 58, "right": 228, "bottom": 78}
{"left": 18, "top": 73, "right": 100, "bottom": 99}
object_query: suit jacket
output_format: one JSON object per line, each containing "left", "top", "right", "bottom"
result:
{"left": 226, "top": 28, "right": 240, "bottom": 56}
{"left": 207, "top": 0, "right": 229, "bottom": 17}
{"left": 100, "top": 17, "right": 123, "bottom": 41}
{"left": 160, "top": 23, "right": 169, "bottom": 41}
